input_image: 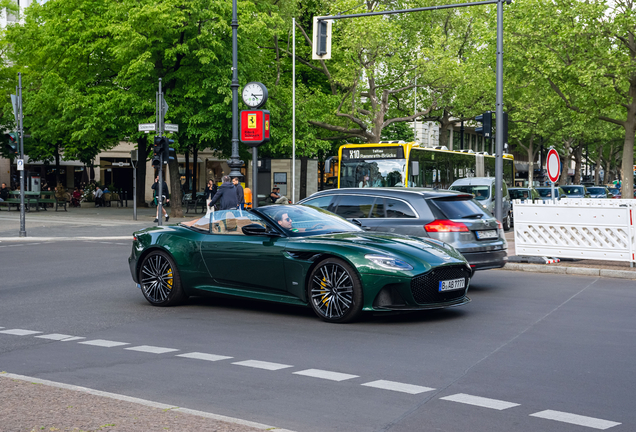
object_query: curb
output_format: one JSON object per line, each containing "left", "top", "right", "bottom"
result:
{"left": 0, "top": 372, "right": 295, "bottom": 432}
{"left": 500, "top": 263, "right": 636, "bottom": 280}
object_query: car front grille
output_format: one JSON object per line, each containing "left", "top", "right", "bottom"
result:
{"left": 410, "top": 265, "right": 470, "bottom": 304}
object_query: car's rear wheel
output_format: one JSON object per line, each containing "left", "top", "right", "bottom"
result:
{"left": 503, "top": 212, "right": 511, "bottom": 231}
{"left": 307, "top": 258, "right": 363, "bottom": 323}
{"left": 139, "top": 250, "right": 186, "bottom": 306}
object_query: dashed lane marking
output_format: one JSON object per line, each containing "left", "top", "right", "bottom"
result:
{"left": 530, "top": 410, "right": 621, "bottom": 430}
{"left": 361, "top": 380, "right": 435, "bottom": 394}
{"left": 440, "top": 393, "right": 520, "bottom": 410}
{"left": 232, "top": 360, "right": 293, "bottom": 371}
{"left": 60, "top": 336, "right": 85, "bottom": 342}
{"left": 293, "top": 369, "right": 359, "bottom": 382}
{"left": 125, "top": 345, "right": 180, "bottom": 354}
{"left": 36, "top": 333, "right": 79, "bottom": 341}
{"left": 0, "top": 329, "right": 43, "bottom": 336}
{"left": 177, "top": 352, "right": 233, "bottom": 362}
{"left": 78, "top": 339, "right": 130, "bottom": 348}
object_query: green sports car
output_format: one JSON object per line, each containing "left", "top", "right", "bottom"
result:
{"left": 129, "top": 205, "right": 472, "bottom": 323}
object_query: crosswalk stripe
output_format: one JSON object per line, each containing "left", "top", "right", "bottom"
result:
{"left": 232, "top": 360, "right": 293, "bottom": 371}
{"left": 78, "top": 339, "right": 129, "bottom": 348}
{"left": 361, "top": 380, "right": 435, "bottom": 394}
{"left": 530, "top": 410, "right": 621, "bottom": 430}
{"left": 35, "top": 333, "right": 76, "bottom": 341}
{"left": 176, "top": 352, "right": 233, "bottom": 362}
{"left": 293, "top": 369, "right": 359, "bottom": 382}
{"left": 125, "top": 345, "right": 179, "bottom": 354}
{"left": 440, "top": 393, "right": 520, "bottom": 410}
{"left": 0, "top": 329, "right": 42, "bottom": 336}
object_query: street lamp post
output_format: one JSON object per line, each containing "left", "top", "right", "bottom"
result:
{"left": 228, "top": 0, "right": 243, "bottom": 179}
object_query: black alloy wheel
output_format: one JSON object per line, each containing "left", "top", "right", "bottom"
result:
{"left": 139, "top": 250, "right": 186, "bottom": 306}
{"left": 307, "top": 258, "right": 363, "bottom": 323}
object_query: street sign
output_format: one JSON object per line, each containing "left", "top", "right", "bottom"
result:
{"left": 547, "top": 148, "right": 561, "bottom": 183}
{"left": 11, "top": 94, "right": 18, "bottom": 126}
{"left": 17, "top": 159, "right": 24, "bottom": 171}
{"left": 138, "top": 123, "right": 156, "bottom": 132}
{"left": 240, "top": 110, "right": 270, "bottom": 147}
{"left": 164, "top": 123, "right": 179, "bottom": 133}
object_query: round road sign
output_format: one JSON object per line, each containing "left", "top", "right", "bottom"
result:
{"left": 547, "top": 148, "right": 561, "bottom": 183}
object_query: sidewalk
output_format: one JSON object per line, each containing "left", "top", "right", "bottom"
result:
{"left": 501, "top": 229, "right": 636, "bottom": 279}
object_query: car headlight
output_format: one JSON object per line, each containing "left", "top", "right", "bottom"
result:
{"left": 365, "top": 254, "right": 414, "bottom": 271}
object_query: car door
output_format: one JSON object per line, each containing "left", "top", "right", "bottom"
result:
{"left": 200, "top": 211, "right": 289, "bottom": 292}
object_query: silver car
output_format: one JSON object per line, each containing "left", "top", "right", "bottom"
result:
{"left": 448, "top": 177, "right": 512, "bottom": 231}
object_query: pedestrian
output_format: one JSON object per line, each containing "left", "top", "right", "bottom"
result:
{"left": 210, "top": 175, "right": 239, "bottom": 210}
{"left": 94, "top": 185, "right": 104, "bottom": 207}
{"left": 233, "top": 177, "right": 245, "bottom": 209}
{"left": 151, "top": 175, "right": 170, "bottom": 223}
{"left": 205, "top": 179, "right": 217, "bottom": 209}
{"left": 0, "top": 182, "right": 9, "bottom": 202}
{"left": 269, "top": 187, "right": 290, "bottom": 204}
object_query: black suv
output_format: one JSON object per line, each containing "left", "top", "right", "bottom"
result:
{"left": 299, "top": 188, "right": 507, "bottom": 271}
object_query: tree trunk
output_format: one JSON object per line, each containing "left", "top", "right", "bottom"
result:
{"left": 168, "top": 157, "right": 183, "bottom": 218}
{"left": 185, "top": 150, "right": 190, "bottom": 193}
{"left": 300, "top": 157, "right": 308, "bottom": 200}
{"left": 558, "top": 139, "right": 572, "bottom": 186}
{"left": 55, "top": 144, "right": 61, "bottom": 186}
{"left": 594, "top": 144, "right": 603, "bottom": 185}
{"left": 573, "top": 145, "right": 582, "bottom": 185}
{"left": 136, "top": 136, "right": 148, "bottom": 206}
{"left": 193, "top": 148, "right": 198, "bottom": 193}
{"left": 621, "top": 114, "right": 635, "bottom": 199}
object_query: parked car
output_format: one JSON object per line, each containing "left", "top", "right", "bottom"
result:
{"left": 561, "top": 185, "right": 591, "bottom": 198}
{"left": 508, "top": 187, "right": 539, "bottom": 227}
{"left": 535, "top": 187, "right": 567, "bottom": 201}
{"left": 130, "top": 205, "right": 472, "bottom": 323}
{"left": 586, "top": 186, "right": 613, "bottom": 198}
{"left": 448, "top": 177, "right": 512, "bottom": 231}
{"left": 298, "top": 187, "right": 507, "bottom": 271}
{"left": 608, "top": 187, "right": 621, "bottom": 198}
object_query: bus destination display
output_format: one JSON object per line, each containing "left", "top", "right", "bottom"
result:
{"left": 342, "top": 147, "right": 404, "bottom": 160}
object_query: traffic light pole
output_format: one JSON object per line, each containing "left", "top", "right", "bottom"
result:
{"left": 18, "top": 73, "right": 26, "bottom": 237}
{"left": 157, "top": 79, "right": 164, "bottom": 226}
{"left": 228, "top": 0, "right": 243, "bottom": 179}
{"left": 494, "top": 0, "right": 504, "bottom": 224}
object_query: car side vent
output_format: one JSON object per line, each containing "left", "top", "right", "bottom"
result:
{"left": 285, "top": 251, "right": 322, "bottom": 261}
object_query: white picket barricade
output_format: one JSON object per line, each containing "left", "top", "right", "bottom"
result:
{"left": 513, "top": 199, "right": 636, "bottom": 263}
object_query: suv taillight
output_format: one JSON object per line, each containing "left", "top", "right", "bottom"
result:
{"left": 424, "top": 220, "right": 469, "bottom": 233}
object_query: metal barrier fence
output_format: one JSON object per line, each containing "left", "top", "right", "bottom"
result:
{"left": 513, "top": 199, "right": 636, "bottom": 263}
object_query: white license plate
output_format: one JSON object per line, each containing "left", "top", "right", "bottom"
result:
{"left": 476, "top": 230, "right": 499, "bottom": 239}
{"left": 439, "top": 278, "right": 466, "bottom": 292}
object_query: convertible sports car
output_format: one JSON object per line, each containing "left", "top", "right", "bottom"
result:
{"left": 129, "top": 205, "right": 473, "bottom": 323}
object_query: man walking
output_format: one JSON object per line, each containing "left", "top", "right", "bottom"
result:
{"left": 0, "top": 183, "right": 9, "bottom": 202}
{"left": 232, "top": 177, "right": 245, "bottom": 210}
{"left": 210, "top": 175, "right": 239, "bottom": 210}
{"left": 152, "top": 175, "right": 170, "bottom": 223}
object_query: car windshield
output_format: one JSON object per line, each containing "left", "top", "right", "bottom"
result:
{"left": 509, "top": 189, "right": 530, "bottom": 200}
{"left": 587, "top": 187, "right": 605, "bottom": 194}
{"left": 258, "top": 205, "right": 363, "bottom": 237}
{"left": 180, "top": 209, "right": 267, "bottom": 234}
{"left": 562, "top": 186, "right": 585, "bottom": 195}
{"left": 448, "top": 185, "right": 490, "bottom": 201}
{"left": 536, "top": 188, "right": 554, "bottom": 198}
{"left": 609, "top": 188, "right": 620, "bottom": 194}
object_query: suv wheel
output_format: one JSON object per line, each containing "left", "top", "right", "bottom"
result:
{"left": 503, "top": 213, "right": 511, "bottom": 231}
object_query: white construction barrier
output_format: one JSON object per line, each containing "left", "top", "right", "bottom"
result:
{"left": 513, "top": 199, "right": 636, "bottom": 263}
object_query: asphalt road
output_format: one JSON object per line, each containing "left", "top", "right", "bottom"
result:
{"left": 1, "top": 240, "right": 633, "bottom": 432}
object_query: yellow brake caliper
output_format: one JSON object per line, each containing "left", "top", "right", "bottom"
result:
{"left": 320, "top": 277, "right": 329, "bottom": 306}
{"left": 166, "top": 268, "right": 173, "bottom": 291}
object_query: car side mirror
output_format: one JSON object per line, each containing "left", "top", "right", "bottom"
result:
{"left": 351, "top": 218, "right": 371, "bottom": 230}
{"left": 242, "top": 223, "right": 269, "bottom": 236}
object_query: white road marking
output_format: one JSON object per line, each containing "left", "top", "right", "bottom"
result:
{"left": 177, "top": 352, "right": 233, "bottom": 362}
{"left": 60, "top": 336, "right": 85, "bottom": 342}
{"left": 361, "top": 380, "right": 435, "bottom": 394}
{"left": 125, "top": 345, "right": 179, "bottom": 354}
{"left": 0, "top": 372, "right": 294, "bottom": 432}
{"left": 232, "top": 360, "right": 293, "bottom": 371}
{"left": 530, "top": 410, "right": 621, "bottom": 430}
{"left": 0, "top": 329, "right": 42, "bottom": 336}
{"left": 36, "top": 333, "right": 77, "bottom": 341}
{"left": 440, "top": 393, "right": 520, "bottom": 410}
{"left": 293, "top": 369, "right": 359, "bottom": 382}
{"left": 78, "top": 339, "right": 129, "bottom": 348}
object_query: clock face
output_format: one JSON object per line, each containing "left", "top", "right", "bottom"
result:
{"left": 242, "top": 82, "right": 267, "bottom": 108}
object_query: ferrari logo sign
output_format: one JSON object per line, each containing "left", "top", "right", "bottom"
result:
{"left": 240, "top": 110, "right": 271, "bottom": 147}
{"left": 248, "top": 114, "right": 257, "bottom": 129}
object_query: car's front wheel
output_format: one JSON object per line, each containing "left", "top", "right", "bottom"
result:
{"left": 139, "top": 250, "right": 186, "bottom": 306}
{"left": 307, "top": 258, "right": 363, "bottom": 323}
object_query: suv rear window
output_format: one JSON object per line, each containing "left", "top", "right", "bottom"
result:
{"left": 562, "top": 186, "right": 585, "bottom": 195}
{"left": 449, "top": 185, "right": 490, "bottom": 200}
{"left": 431, "top": 197, "right": 490, "bottom": 219}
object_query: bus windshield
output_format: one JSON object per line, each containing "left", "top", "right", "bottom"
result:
{"left": 339, "top": 159, "right": 406, "bottom": 188}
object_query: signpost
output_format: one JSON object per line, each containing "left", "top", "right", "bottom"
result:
{"left": 138, "top": 123, "right": 156, "bottom": 133}
{"left": 547, "top": 147, "right": 561, "bottom": 203}
{"left": 164, "top": 123, "right": 179, "bottom": 133}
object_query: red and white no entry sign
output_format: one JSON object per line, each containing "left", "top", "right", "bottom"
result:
{"left": 547, "top": 148, "right": 561, "bottom": 183}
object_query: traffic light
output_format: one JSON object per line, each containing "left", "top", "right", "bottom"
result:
{"left": 162, "top": 137, "right": 175, "bottom": 165}
{"left": 475, "top": 111, "right": 492, "bottom": 139}
{"left": 152, "top": 136, "right": 162, "bottom": 168}
{"left": 312, "top": 17, "right": 332, "bottom": 60}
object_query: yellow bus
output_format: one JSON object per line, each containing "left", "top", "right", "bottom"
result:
{"left": 337, "top": 142, "right": 515, "bottom": 189}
